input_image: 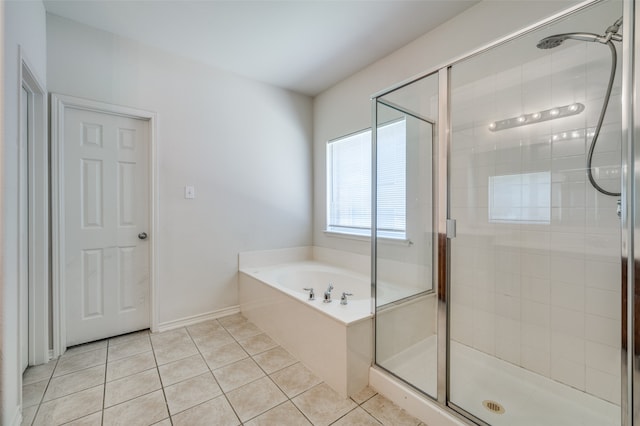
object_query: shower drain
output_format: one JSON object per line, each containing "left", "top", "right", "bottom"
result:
{"left": 482, "top": 400, "right": 506, "bottom": 414}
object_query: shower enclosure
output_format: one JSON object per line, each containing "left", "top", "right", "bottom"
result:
{"left": 372, "top": 0, "right": 636, "bottom": 424}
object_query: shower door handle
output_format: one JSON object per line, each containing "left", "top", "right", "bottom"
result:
{"left": 446, "top": 219, "right": 456, "bottom": 239}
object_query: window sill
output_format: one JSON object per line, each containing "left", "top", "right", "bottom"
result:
{"left": 323, "top": 230, "right": 412, "bottom": 246}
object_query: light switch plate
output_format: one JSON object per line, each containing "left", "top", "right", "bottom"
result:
{"left": 185, "top": 185, "right": 195, "bottom": 199}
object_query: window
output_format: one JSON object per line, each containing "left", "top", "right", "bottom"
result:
{"left": 488, "top": 171, "right": 551, "bottom": 224}
{"left": 326, "top": 120, "right": 406, "bottom": 239}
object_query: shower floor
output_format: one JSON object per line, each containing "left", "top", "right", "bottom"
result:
{"left": 379, "top": 336, "right": 619, "bottom": 426}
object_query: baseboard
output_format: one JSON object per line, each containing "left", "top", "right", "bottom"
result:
{"left": 9, "top": 405, "right": 22, "bottom": 426}
{"left": 156, "top": 305, "right": 241, "bottom": 333}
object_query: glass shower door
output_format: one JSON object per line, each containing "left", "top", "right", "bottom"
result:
{"left": 374, "top": 72, "right": 439, "bottom": 399}
{"left": 447, "top": 0, "right": 623, "bottom": 424}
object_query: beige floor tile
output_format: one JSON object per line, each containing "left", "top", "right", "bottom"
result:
{"left": 108, "top": 330, "right": 150, "bottom": 347}
{"left": 106, "top": 351, "right": 156, "bottom": 382}
{"left": 104, "top": 368, "right": 162, "bottom": 408}
{"left": 244, "top": 401, "right": 312, "bottom": 426}
{"left": 213, "top": 357, "right": 265, "bottom": 392}
{"left": 270, "top": 363, "right": 322, "bottom": 398}
{"left": 217, "top": 313, "right": 247, "bottom": 328}
{"left": 151, "top": 420, "right": 172, "bottom": 426}
{"left": 158, "top": 354, "right": 208, "bottom": 386}
{"left": 350, "top": 386, "right": 378, "bottom": 404}
{"left": 361, "top": 394, "right": 421, "bottom": 426}
{"left": 43, "top": 365, "right": 105, "bottom": 402}
{"left": 201, "top": 342, "right": 248, "bottom": 370}
{"left": 238, "top": 333, "right": 278, "bottom": 355}
{"left": 102, "top": 389, "right": 169, "bottom": 426}
{"left": 64, "top": 411, "right": 103, "bottom": 425}
{"left": 224, "top": 321, "right": 263, "bottom": 341}
{"left": 164, "top": 372, "right": 222, "bottom": 415}
{"left": 150, "top": 328, "right": 191, "bottom": 347}
{"left": 108, "top": 338, "right": 152, "bottom": 362}
{"left": 332, "top": 407, "right": 383, "bottom": 425}
{"left": 21, "top": 405, "right": 38, "bottom": 426}
{"left": 54, "top": 349, "right": 106, "bottom": 377}
{"left": 186, "top": 319, "right": 224, "bottom": 338}
{"left": 63, "top": 340, "right": 108, "bottom": 358}
{"left": 171, "top": 395, "right": 240, "bottom": 426}
{"left": 153, "top": 341, "right": 199, "bottom": 366}
{"left": 292, "top": 383, "right": 357, "bottom": 426}
{"left": 23, "top": 360, "right": 57, "bottom": 385}
{"left": 226, "top": 376, "right": 287, "bottom": 422}
{"left": 253, "top": 346, "right": 297, "bottom": 374}
{"left": 33, "top": 385, "right": 103, "bottom": 426}
{"left": 23, "top": 379, "right": 48, "bottom": 408}
{"left": 191, "top": 329, "right": 235, "bottom": 351}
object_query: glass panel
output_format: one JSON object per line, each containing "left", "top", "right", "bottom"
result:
{"left": 374, "top": 72, "right": 439, "bottom": 398}
{"left": 448, "top": 0, "right": 622, "bottom": 424}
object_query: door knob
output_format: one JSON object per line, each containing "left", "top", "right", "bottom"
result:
{"left": 138, "top": 232, "right": 148, "bottom": 240}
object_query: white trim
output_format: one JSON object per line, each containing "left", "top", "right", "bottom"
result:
{"left": 156, "top": 306, "right": 241, "bottom": 333}
{"left": 9, "top": 408, "right": 22, "bottom": 426}
{"left": 51, "top": 93, "right": 159, "bottom": 356}
{"left": 19, "top": 47, "right": 49, "bottom": 368}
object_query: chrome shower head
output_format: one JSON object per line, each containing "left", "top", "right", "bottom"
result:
{"left": 536, "top": 32, "right": 603, "bottom": 49}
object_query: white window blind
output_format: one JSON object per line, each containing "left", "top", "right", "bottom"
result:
{"left": 326, "top": 120, "right": 406, "bottom": 239}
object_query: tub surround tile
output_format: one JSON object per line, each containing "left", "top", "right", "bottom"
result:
{"left": 332, "top": 407, "right": 383, "bottom": 425}
{"left": 201, "top": 341, "right": 249, "bottom": 370}
{"left": 213, "top": 357, "right": 265, "bottom": 392}
{"left": 253, "top": 346, "right": 297, "bottom": 374}
{"left": 102, "top": 390, "right": 169, "bottom": 426}
{"left": 104, "top": 368, "right": 162, "bottom": 408}
{"left": 361, "top": 394, "right": 422, "bottom": 426}
{"left": 22, "top": 379, "right": 48, "bottom": 408}
{"left": 171, "top": 395, "right": 240, "bottom": 426}
{"left": 106, "top": 351, "right": 156, "bottom": 382}
{"left": 54, "top": 348, "right": 107, "bottom": 377}
{"left": 23, "top": 359, "right": 57, "bottom": 385}
{"left": 43, "top": 365, "right": 105, "bottom": 402}
{"left": 163, "top": 372, "right": 222, "bottom": 415}
{"left": 158, "top": 354, "right": 208, "bottom": 386}
{"left": 238, "top": 333, "right": 278, "bottom": 355}
{"left": 33, "top": 385, "right": 103, "bottom": 426}
{"left": 270, "top": 363, "right": 323, "bottom": 398}
{"left": 292, "top": 383, "right": 357, "bottom": 426}
{"left": 244, "top": 401, "right": 311, "bottom": 426}
{"left": 226, "top": 376, "right": 287, "bottom": 422}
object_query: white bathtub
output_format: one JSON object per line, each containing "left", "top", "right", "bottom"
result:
{"left": 238, "top": 250, "right": 373, "bottom": 398}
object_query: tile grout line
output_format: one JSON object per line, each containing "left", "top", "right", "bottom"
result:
{"left": 148, "top": 331, "right": 175, "bottom": 425}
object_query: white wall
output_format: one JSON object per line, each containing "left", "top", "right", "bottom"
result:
{"left": 2, "top": 1, "right": 48, "bottom": 424}
{"left": 313, "top": 0, "right": 581, "bottom": 254}
{"left": 46, "top": 14, "right": 313, "bottom": 326}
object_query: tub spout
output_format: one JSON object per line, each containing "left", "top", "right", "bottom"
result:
{"left": 323, "top": 284, "right": 334, "bottom": 303}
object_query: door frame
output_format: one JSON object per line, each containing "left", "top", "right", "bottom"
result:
{"left": 19, "top": 47, "right": 48, "bottom": 367}
{"left": 51, "top": 93, "right": 158, "bottom": 356}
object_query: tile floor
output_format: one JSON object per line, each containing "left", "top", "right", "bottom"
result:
{"left": 22, "top": 313, "right": 426, "bottom": 426}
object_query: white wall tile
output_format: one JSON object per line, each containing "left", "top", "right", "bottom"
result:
{"left": 586, "top": 288, "right": 620, "bottom": 320}
{"left": 551, "top": 356, "right": 585, "bottom": 391}
{"left": 550, "top": 282, "right": 585, "bottom": 312}
{"left": 586, "top": 368, "right": 620, "bottom": 405}
{"left": 585, "top": 260, "right": 620, "bottom": 291}
{"left": 585, "top": 314, "right": 620, "bottom": 348}
{"left": 521, "top": 344, "right": 551, "bottom": 377}
{"left": 522, "top": 300, "right": 550, "bottom": 328}
{"left": 522, "top": 276, "right": 550, "bottom": 304}
{"left": 551, "top": 306, "right": 584, "bottom": 338}
{"left": 551, "top": 332, "right": 585, "bottom": 364}
{"left": 585, "top": 341, "right": 619, "bottom": 376}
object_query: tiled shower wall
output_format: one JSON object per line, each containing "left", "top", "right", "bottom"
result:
{"left": 448, "top": 41, "right": 621, "bottom": 404}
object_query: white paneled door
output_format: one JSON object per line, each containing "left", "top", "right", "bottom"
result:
{"left": 64, "top": 107, "right": 150, "bottom": 346}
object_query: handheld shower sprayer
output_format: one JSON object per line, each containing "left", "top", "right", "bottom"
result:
{"left": 536, "top": 17, "right": 623, "bottom": 197}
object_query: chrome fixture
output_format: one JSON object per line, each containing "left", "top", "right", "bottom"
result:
{"left": 303, "top": 287, "right": 315, "bottom": 301}
{"left": 537, "top": 16, "right": 623, "bottom": 197}
{"left": 340, "top": 292, "right": 353, "bottom": 305}
{"left": 488, "top": 103, "right": 584, "bottom": 132}
{"left": 323, "top": 284, "right": 334, "bottom": 303}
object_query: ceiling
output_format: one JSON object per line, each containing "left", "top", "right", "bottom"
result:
{"left": 43, "top": 0, "right": 479, "bottom": 96}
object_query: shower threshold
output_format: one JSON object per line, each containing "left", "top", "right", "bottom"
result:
{"left": 377, "top": 336, "right": 619, "bottom": 426}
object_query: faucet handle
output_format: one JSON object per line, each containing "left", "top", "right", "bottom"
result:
{"left": 303, "top": 288, "right": 315, "bottom": 301}
{"left": 340, "top": 292, "right": 353, "bottom": 305}
{"left": 328, "top": 283, "right": 334, "bottom": 292}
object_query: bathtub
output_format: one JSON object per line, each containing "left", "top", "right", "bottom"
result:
{"left": 238, "top": 249, "right": 373, "bottom": 398}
